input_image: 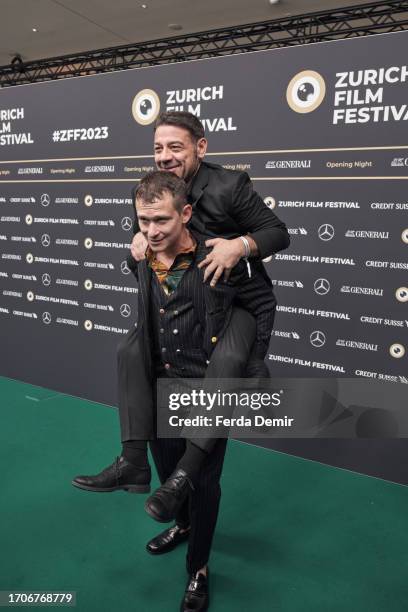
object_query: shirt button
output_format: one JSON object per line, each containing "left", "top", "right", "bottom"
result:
{"left": 160, "top": 328, "right": 164, "bottom": 334}
{"left": 159, "top": 308, "right": 165, "bottom": 315}
{"left": 162, "top": 347, "right": 167, "bottom": 353}
{"left": 173, "top": 329, "right": 179, "bottom": 335}
{"left": 211, "top": 336, "right": 217, "bottom": 344}
{"left": 174, "top": 310, "right": 179, "bottom": 315}
{"left": 176, "top": 349, "right": 181, "bottom": 353}
{"left": 164, "top": 363, "right": 170, "bottom": 369}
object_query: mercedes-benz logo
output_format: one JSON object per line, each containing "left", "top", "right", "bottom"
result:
{"left": 314, "top": 278, "right": 330, "bottom": 295}
{"left": 120, "top": 303, "right": 131, "bottom": 318}
{"left": 42, "top": 311, "right": 52, "bottom": 325}
{"left": 41, "top": 194, "right": 50, "bottom": 207}
{"left": 310, "top": 330, "right": 326, "bottom": 348}
{"left": 42, "top": 273, "right": 51, "bottom": 287}
{"left": 318, "top": 223, "right": 335, "bottom": 241}
{"left": 121, "top": 260, "right": 131, "bottom": 275}
{"left": 41, "top": 233, "right": 51, "bottom": 247}
{"left": 121, "top": 217, "right": 132, "bottom": 231}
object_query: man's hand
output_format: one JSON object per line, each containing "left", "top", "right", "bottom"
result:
{"left": 197, "top": 237, "right": 245, "bottom": 286}
{"left": 130, "top": 232, "right": 148, "bottom": 261}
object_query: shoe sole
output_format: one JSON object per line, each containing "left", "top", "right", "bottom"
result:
{"left": 144, "top": 500, "right": 174, "bottom": 523}
{"left": 71, "top": 481, "right": 150, "bottom": 493}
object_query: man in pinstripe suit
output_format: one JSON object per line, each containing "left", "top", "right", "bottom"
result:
{"left": 132, "top": 170, "right": 276, "bottom": 610}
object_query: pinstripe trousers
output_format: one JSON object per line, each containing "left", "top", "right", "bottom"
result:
{"left": 147, "top": 307, "right": 267, "bottom": 573}
{"left": 149, "top": 436, "right": 227, "bottom": 574}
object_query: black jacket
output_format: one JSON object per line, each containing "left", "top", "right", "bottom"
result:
{"left": 185, "top": 161, "right": 290, "bottom": 258}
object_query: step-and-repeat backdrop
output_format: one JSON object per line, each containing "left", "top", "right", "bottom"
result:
{"left": 1, "top": 30, "right": 407, "bottom": 478}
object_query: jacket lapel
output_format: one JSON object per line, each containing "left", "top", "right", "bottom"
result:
{"left": 137, "top": 261, "right": 151, "bottom": 327}
{"left": 188, "top": 162, "right": 209, "bottom": 207}
{"left": 136, "top": 261, "right": 153, "bottom": 372}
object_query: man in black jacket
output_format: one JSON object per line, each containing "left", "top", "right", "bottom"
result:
{"left": 121, "top": 170, "right": 278, "bottom": 610}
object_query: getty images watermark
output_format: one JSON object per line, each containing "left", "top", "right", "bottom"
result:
{"left": 156, "top": 377, "right": 408, "bottom": 439}
{"left": 167, "top": 387, "right": 293, "bottom": 429}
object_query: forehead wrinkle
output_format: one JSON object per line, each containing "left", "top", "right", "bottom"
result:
{"left": 136, "top": 197, "right": 163, "bottom": 209}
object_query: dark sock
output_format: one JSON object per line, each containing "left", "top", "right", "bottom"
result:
{"left": 122, "top": 440, "right": 149, "bottom": 468}
{"left": 176, "top": 441, "right": 207, "bottom": 481}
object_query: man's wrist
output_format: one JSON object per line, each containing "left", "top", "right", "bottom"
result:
{"left": 238, "top": 236, "right": 251, "bottom": 258}
{"left": 244, "top": 235, "right": 259, "bottom": 257}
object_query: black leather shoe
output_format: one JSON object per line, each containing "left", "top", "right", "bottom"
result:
{"left": 72, "top": 456, "right": 151, "bottom": 493}
{"left": 144, "top": 468, "right": 193, "bottom": 523}
{"left": 146, "top": 524, "right": 190, "bottom": 555}
{"left": 181, "top": 569, "right": 209, "bottom": 611}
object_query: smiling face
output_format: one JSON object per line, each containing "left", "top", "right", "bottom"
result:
{"left": 154, "top": 125, "right": 207, "bottom": 182}
{"left": 136, "top": 189, "right": 192, "bottom": 254}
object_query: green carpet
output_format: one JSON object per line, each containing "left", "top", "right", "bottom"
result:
{"left": 1, "top": 375, "right": 408, "bottom": 611}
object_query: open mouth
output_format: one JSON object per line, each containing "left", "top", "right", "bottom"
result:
{"left": 162, "top": 165, "right": 180, "bottom": 172}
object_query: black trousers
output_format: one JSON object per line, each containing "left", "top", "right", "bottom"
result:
{"left": 149, "top": 437, "right": 228, "bottom": 574}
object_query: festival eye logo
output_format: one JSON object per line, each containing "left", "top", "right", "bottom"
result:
{"left": 390, "top": 343, "right": 405, "bottom": 359}
{"left": 395, "top": 287, "right": 408, "bottom": 303}
{"left": 286, "top": 71, "right": 326, "bottom": 114}
{"left": 264, "top": 196, "right": 276, "bottom": 210}
{"left": 132, "top": 89, "right": 161, "bottom": 125}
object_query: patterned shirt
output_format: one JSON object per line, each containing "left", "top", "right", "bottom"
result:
{"left": 146, "top": 239, "right": 197, "bottom": 295}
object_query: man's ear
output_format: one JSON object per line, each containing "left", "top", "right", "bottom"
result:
{"left": 182, "top": 203, "right": 193, "bottom": 224}
{"left": 196, "top": 137, "right": 207, "bottom": 160}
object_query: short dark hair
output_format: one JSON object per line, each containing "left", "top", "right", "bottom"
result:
{"left": 154, "top": 111, "right": 205, "bottom": 142}
{"left": 135, "top": 170, "right": 188, "bottom": 213}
